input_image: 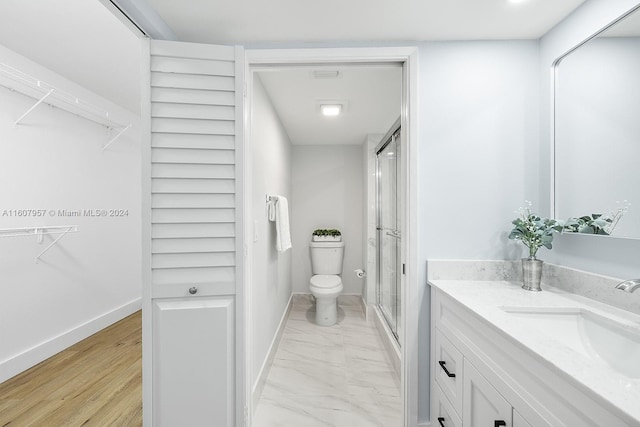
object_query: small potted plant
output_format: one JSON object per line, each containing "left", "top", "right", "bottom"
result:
{"left": 312, "top": 228, "right": 342, "bottom": 242}
{"left": 508, "top": 202, "right": 560, "bottom": 291}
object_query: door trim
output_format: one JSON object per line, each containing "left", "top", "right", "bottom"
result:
{"left": 234, "top": 45, "right": 247, "bottom": 427}
{"left": 243, "top": 46, "right": 419, "bottom": 427}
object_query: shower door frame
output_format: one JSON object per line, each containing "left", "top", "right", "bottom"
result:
{"left": 244, "top": 46, "right": 419, "bottom": 427}
{"left": 376, "top": 120, "right": 402, "bottom": 342}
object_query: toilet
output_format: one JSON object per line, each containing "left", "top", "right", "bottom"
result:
{"left": 309, "top": 241, "right": 345, "bottom": 326}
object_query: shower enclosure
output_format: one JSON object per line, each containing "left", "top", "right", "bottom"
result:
{"left": 376, "top": 121, "right": 401, "bottom": 343}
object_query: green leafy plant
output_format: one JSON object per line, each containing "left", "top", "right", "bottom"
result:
{"left": 558, "top": 201, "right": 630, "bottom": 236}
{"left": 509, "top": 202, "right": 560, "bottom": 259}
{"left": 556, "top": 214, "right": 611, "bottom": 235}
{"left": 312, "top": 228, "right": 341, "bottom": 237}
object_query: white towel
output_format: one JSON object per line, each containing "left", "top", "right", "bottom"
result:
{"left": 268, "top": 195, "right": 292, "bottom": 253}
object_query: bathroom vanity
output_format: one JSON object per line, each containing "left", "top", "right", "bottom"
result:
{"left": 429, "top": 279, "right": 640, "bottom": 427}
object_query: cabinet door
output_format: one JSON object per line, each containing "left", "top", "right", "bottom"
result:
{"left": 513, "top": 409, "right": 532, "bottom": 427}
{"left": 435, "top": 328, "right": 464, "bottom": 415}
{"left": 463, "top": 359, "right": 511, "bottom": 427}
{"left": 433, "top": 382, "right": 463, "bottom": 427}
{"left": 153, "top": 297, "right": 234, "bottom": 427}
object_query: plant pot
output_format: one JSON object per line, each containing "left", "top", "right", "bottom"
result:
{"left": 521, "top": 258, "right": 543, "bottom": 292}
{"left": 312, "top": 235, "right": 342, "bottom": 242}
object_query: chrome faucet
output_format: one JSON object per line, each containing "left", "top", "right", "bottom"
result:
{"left": 615, "top": 279, "right": 640, "bottom": 293}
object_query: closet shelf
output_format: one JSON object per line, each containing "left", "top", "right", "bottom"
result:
{"left": 0, "top": 63, "right": 131, "bottom": 149}
{"left": 0, "top": 225, "right": 79, "bottom": 263}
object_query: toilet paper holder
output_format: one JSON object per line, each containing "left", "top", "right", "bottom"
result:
{"left": 354, "top": 269, "right": 366, "bottom": 278}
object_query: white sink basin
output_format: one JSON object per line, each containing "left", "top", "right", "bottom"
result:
{"left": 501, "top": 306, "right": 640, "bottom": 379}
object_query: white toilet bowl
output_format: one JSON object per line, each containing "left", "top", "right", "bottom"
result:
{"left": 309, "top": 274, "right": 343, "bottom": 326}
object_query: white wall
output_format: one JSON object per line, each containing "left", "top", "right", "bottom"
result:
{"left": 418, "top": 40, "right": 541, "bottom": 261}
{"left": 291, "top": 144, "right": 364, "bottom": 294}
{"left": 0, "top": 45, "right": 141, "bottom": 383}
{"left": 416, "top": 40, "right": 541, "bottom": 423}
{"left": 250, "top": 75, "right": 293, "bottom": 391}
{"left": 540, "top": 0, "right": 640, "bottom": 279}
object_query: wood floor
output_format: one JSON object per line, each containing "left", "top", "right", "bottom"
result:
{"left": 0, "top": 311, "right": 142, "bottom": 427}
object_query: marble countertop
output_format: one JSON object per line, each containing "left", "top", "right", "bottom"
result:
{"left": 429, "top": 279, "right": 640, "bottom": 423}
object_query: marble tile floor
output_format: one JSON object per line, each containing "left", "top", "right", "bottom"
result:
{"left": 253, "top": 295, "right": 402, "bottom": 427}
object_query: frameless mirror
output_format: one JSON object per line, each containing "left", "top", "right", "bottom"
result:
{"left": 554, "top": 6, "right": 640, "bottom": 238}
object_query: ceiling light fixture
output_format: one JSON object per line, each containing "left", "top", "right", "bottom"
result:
{"left": 321, "top": 104, "right": 342, "bottom": 116}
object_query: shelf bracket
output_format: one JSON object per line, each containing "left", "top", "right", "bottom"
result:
{"left": 34, "top": 226, "right": 75, "bottom": 263}
{"left": 14, "top": 88, "right": 55, "bottom": 126}
{"left": 35, "top": 227, "right": 44, "bottom": 244}
{"left": 103, "top": 124, "right": 132, "bottom": 151}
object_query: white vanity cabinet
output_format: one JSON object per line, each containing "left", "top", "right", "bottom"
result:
{"left": 462, "top": 359, "right": 516, "bottom": 427}
{"left": 434, "top": 329, "right": 463, "bottom": 414}
{"left": 430, "top": 285, "right": 635, "bottom": 427}
{"left": 433, "top": 381, "right": 462, "bottom": 427}
{"left": 433, "top": 321, "right": 526, "bottom": 427}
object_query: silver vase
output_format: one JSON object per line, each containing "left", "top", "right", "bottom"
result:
{"left": 522, "top": 258, "right": 543, "bottom": 292}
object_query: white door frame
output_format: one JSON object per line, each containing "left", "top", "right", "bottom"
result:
{"left": 242, "top": 46, "right": 419, "bottom": 427}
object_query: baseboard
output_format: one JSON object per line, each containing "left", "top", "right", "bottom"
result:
{"left": 0, "top": 298, "right": 141, "bottom": 384}
{"left": 359, "top": 294, "right": 368, "bottom": 319}
{"left": 252, "top": 293, "right": 293, "bottom": 410}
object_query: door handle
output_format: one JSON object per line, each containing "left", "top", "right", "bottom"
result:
{"left": 385, "top": 230, "right": 401, "bottom": 238}
{"left": 438, "top": 361, "right": 456, "bottom": 378}
{"left": 494, "top": 421, "right": 507, "bottom": 427}
{"left": 437, "top": 417, "right": 446, "bottom": 427}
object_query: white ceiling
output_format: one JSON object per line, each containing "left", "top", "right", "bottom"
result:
{"left": 0, "top": 0, "right": 590, "bottom": 122}
{"left": 0, "top": 0, "right": 141, "bottom": 114}
{"left": 146, "top": 0, "right": 586, "bottom": 44}
{"left": 142, "top": 0, "right": 585, "bottom": 147}
{"left": 257, "top": 66, "right": 402, "bottom": 145}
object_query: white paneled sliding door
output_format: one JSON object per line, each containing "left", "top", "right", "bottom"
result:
{"left": 142, "top": 40, "right": 244, "bottom": 426}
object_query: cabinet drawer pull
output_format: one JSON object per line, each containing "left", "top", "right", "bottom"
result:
{"left": 494, "top": 421, "right": 506, "bottom": 427}
{"left": 438, "top": 361, "right": 456, "bottom": 378}
{"left": 437, "top": 417, "right": 446, "bottom": 427}
{"left": 188, "top": 286, "right": 198, "bottom": 295}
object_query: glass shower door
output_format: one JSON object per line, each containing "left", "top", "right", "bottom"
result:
{"left": 376, "top": 129, "right": 401, "bottom": 341}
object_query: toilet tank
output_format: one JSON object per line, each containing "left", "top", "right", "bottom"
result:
{"left": 310, "top": 241, "right": 345, "bottom": 275}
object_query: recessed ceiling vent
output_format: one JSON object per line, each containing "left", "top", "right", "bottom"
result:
{"left": 312, "top": 70, "right": 340, "bottom": 79}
